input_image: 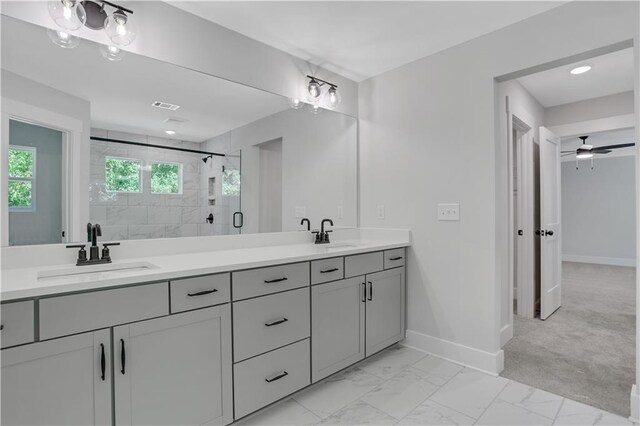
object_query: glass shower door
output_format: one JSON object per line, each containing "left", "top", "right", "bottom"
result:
{"left": 221, "top": 150, "right": 242, "bottom": 234}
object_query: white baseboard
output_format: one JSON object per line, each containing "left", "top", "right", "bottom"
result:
{"left": 404, "top": 329, "right": 504, "bottom": 375}
{"left": 563, "top": 254, "right": 636, "bottom": 267}
{"left": 630, "top": 385, "right": 640, "bottom": 423}
{"left": 500, "top": 323, "right": 513, "bottom": 347}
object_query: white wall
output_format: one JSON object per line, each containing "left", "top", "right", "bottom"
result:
{"left": 0, "top": 1, "right": 358, "bottom": 117}
{"left": 562, "top": 156, "right": 636, "bottom": 266}
{"left": 204, "top": 108, "right": 358, "bottom": 234}
{"left": 545, "top": 91, "right": 635, "bottom": 128}
{"left": 358, "top": 1, "right": 639, "bottom": 372}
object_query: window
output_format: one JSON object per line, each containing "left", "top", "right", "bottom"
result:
{"left": 8, "top": 146, "right": 36, "bottom": 211}
{"left": 151, "top": 162, "right": 182, "bottom": 194}
{"left": 105, "top": 157, "right": 141, "bottom": 192}
{"left": 222, "top": 167, "right": 241, "bottom": 196}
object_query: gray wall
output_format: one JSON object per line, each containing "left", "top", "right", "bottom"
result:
{"left": 562, "top": 156, "right": 636, "bottom": 265}
{"left": 9, "top": 120, "right": 63, "bottom": 245}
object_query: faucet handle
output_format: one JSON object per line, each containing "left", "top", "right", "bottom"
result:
{"left": 66, "top": 244, "right": 87, "bottom": 263}
{"left": 101, "top": 242, "right": 120, "bottom": 263}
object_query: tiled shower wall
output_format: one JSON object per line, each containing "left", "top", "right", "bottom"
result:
{"left": 89, "top": 129, "right": 226, "bottom": 241}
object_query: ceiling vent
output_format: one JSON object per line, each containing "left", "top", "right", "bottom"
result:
{"left": 163, "top": 116, "right": 188, "bottom": 125}
{"left": 152, "top": 101, "right": 180, "bottom": 111}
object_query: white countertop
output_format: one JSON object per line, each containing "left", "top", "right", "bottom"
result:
{"left": 1, "top": 238, "right": 409, "bottom": 301}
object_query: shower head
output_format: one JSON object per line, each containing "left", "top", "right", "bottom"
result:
{"left": 202, "top": 154, "right": 213, "bottom": 163}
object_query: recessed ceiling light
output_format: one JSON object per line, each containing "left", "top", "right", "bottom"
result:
{"left": 570, "top": 65, "right": 592, "bottom": 75}
{"left": 165, "top": 130, "right": 176, "bottom": 135}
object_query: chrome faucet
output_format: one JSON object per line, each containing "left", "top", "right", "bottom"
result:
{"left": 66, "top": 223, "right": 120, "bottom": 266}
{"left": 313, "top": 219, "right": 334, "bottom": 244}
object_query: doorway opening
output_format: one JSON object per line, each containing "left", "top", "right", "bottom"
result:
{"left": 499, "top": 46, "right": 636, "bottom": 417}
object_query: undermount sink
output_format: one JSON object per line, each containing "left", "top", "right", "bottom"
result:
{"left": 37, "top": 261, "right": 158, "bottom": 281}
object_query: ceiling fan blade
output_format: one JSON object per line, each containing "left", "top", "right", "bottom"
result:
{"left": 593, "top": 143, "right": 636, "bottom": 150}
{"left": 593, "top": 149, "right": 612, "bottom": 154}
{"left": 561, "top": 153, "right": 576, "bottom": 157}
{"left": 561, "top": 150, "right": 575, "bottom": 153}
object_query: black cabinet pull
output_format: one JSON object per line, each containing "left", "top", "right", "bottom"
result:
{"left": 320, "top": 268, "right": 339, "bottom": 274}
{"left": 264, "top": 277, "right": 288, "bottom": 283}
{"left": 120, "top": 339, "right": 126, "bottom": 375}
{"left": 265, "top": 318, "right": 288, "bottom": 327}
{"left": 361, "top": 282, "right": 366, "bottom": 303}
{"left": 367, "top": 281, "right": 373, "bottom": 301}
{"left": 0, "top": 324, "right": 4, "bottom": 331}
{"left": 100, "top": 343, "right": 106, "bottom": 381}
{"left": 389, "top": 256, "right": 403, "bottom": 261}
{"left": 187, "top": 289, "right": 218, "bottom": 297}
{"left": 265, "top": 371, "right": 288, "bottom": 383}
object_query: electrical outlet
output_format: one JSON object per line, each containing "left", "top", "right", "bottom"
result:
{"left": 438, "top": 203, "right": 460, "bottom": 221}
{"left": 295, "top": 206, "right": 306, "bottom": 218}
{"left": 337, "top": 206, "right": 344, "bottom": 219}
{"left": 376, "top": 205, "right": 385, "bottom": 219}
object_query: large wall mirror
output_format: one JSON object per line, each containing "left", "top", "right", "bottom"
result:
{"left": 1, "top": 16, "right": 358, "bottom": 246}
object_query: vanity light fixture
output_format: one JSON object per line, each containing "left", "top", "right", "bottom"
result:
{"left": 307, "top": 104, "right": 323, "bottom": 115}
{"left": 298, "top": 75, "right": 341, "bottom": 113}
{"left": 47, "top": 0, "right": 136, "bottom": 53}
{"left": 570, "top": 65, "right": 592, "bottom": 75}
{"left": 47, "top": 28, "right": 81, "bottom": 48}
{"left": 288, "top": 98, "right": 304, "bottom": 110}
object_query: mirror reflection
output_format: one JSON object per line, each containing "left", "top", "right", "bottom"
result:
{"left": 1, "top": 16, "right": 357, "bottom": 245}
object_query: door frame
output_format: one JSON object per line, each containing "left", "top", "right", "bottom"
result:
{"left": 1, "top": 98, "right": 83, "bottom": 246}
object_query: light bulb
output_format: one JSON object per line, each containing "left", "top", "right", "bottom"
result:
{"left": 326, "top": 86, "right": 341, "bottom": 109}
{"left": 105, "top": 10, "right": 137, "bottom": 46}
{"left": 99, "top": 44, "right": 126, "bottom": 61}
{"left": 48, "top": 0, "right": 86, "bottom": 31}
{"left": 576, "top": 152, "right": 593, "bottom": 159}
{"left": 307, "top": 104, "right": 323, "bottom": 115}
{"left": 307, "top": 79, "right": 322, "bottom": 101}
{"left": 47, "top": 28, "right": 80, "bottom": 48}
{"left": 288, "top": 98, "right": 304, "bottom": 110}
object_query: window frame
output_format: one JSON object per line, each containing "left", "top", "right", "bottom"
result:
{"left": 104, "top": 156, "right": 142, "bottom": 193}
{"left": 8, "top": 145, "right": 36, "bottom": 212}
{"left": 150, "top": 161, "right": 183, "bottom": 195}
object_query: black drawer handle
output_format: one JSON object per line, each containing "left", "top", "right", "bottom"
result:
{"left": 367, "top": 281, "right": 373, "bottom": 301}
{"left": 361, "top": 282, "right": 366, "bottom": 303}
{"left": 320, "top": 268, "right": 339, "bottom": 274}
{"left": 265, "top": 318, "right": 288, "bottom": 327}
{"left": 389, "top": 256, "right": 403, "bottom": 261}
{"left": 265, "top": 371, "right": 288, "bottom": 383}
{"left": 0, "top": 324, "right": 4, "bottom": 331}
{"left": 120, "top": 339, "right": 126, "bottom": 375}
{"left": 187, "top": 289, "right": 218, "bottom": 297}
{"left": 100, "top": 343, "right": 106, "bottom": 381}
{"left": 264, "top": 277, "right": 288, "bottom": 283}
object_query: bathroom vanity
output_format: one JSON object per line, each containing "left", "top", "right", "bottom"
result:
{"left": 0, "top": 231, "right": 408, "bottom": 425}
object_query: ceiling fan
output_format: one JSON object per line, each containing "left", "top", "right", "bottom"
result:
{"left": 561, "top": 135, "right": 635, "bottom": 159}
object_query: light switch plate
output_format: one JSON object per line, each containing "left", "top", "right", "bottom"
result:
{"left": 376, "top": 205, "right": 385, "bottom": 219}
{"left": 438, "top": 203, "right": 460, "bottom": 221}
{"left": 295, "top": 206, "right": 306, "bottom": 218}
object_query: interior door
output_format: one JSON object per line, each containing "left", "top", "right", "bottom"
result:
{"left": 539, "top": 126, "right": 562, "bottom": 319}
{"left": 114, "top": 306, "right": 233, "bottom": 426}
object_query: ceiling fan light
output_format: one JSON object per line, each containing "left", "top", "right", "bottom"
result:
{"left": 576, "top": 151, "right": 593, "bottom": 159}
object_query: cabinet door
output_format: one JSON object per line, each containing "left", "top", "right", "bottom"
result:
{"left": 114, "top": 305, "right": 233, "bottom": 426}
{"left": 311, "top": 277, "right": 366, "bottom": 382}
{"left": 365, "top": 267, "right": 405, "bottom": 356}
{"left": 1, "top": 329, "right": 112, "bottom": 426}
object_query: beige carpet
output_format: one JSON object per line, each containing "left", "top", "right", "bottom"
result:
{"left": 501, "top": 262, "right": 635, "bottom": 417}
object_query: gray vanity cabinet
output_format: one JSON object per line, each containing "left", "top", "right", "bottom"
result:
{"left": 1, "top": 329, "right": 112, "bottom": 426}
{"left": 113, "top": 305, "right": 233, "bottom": 426}
{"left": 365, "top": 267, "right": 406, "bottom": 356}
{"left": 311, "top": 276, "right": 366, "bottom": 382}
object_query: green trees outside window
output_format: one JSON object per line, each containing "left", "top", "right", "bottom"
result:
{"left": 151, "top": 163, "right": 181, "bottom": 194}
{"left": 105, "top": 157, "right": 141, "bottom": 192}
{"left": 8, "top": 146, "right": 35, "bottom": 210}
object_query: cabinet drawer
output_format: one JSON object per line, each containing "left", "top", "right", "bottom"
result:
{"left": 344, "top": 252, "right": 383, "bottom": 278}
{"left": 311, "top": 257, "right": 344, "bottom": 285}
{"left": 233, "top": 287, "right": 310, "bottom": 362}
{"left": 39, "top": 283, "right": 169, "bottom": 340}
{"left": 234, "top": 339, "right": 310, "bottom": 419}
{"left": 232, "top": 263, "right": 309, "bottom": 301}
{"left": 170, "top": 273, "right": 230, "bottom": 313}
{"left": 384, "top": 248, "right": 406, "bottom": 269}
{"left": 1, "top": 301, "right": 35, "bottom": 349}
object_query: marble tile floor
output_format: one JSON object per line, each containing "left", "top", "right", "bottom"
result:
{"left": 237, "top": 345, "right": 632, "bottom": 426}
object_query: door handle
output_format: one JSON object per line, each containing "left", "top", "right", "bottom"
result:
{"left": 120, "top": 339, "right": 126, "bottom": 375}
{"left": 264, "top": 318, "right": 288, "bottom": 327}
{"left": 546, "top": 230, "right": 554, "bottom": 236}
{"left": 367, "top": 281, "right": 373, "bottom": 301}
{"left": 187, "top": 289, "right": 218, "bottom": 297}
{"left": 265, "top": 371, "right": 288, "bottom": 383}
{"left": 100, "top": 343, "right": 106, "bottom": 381}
